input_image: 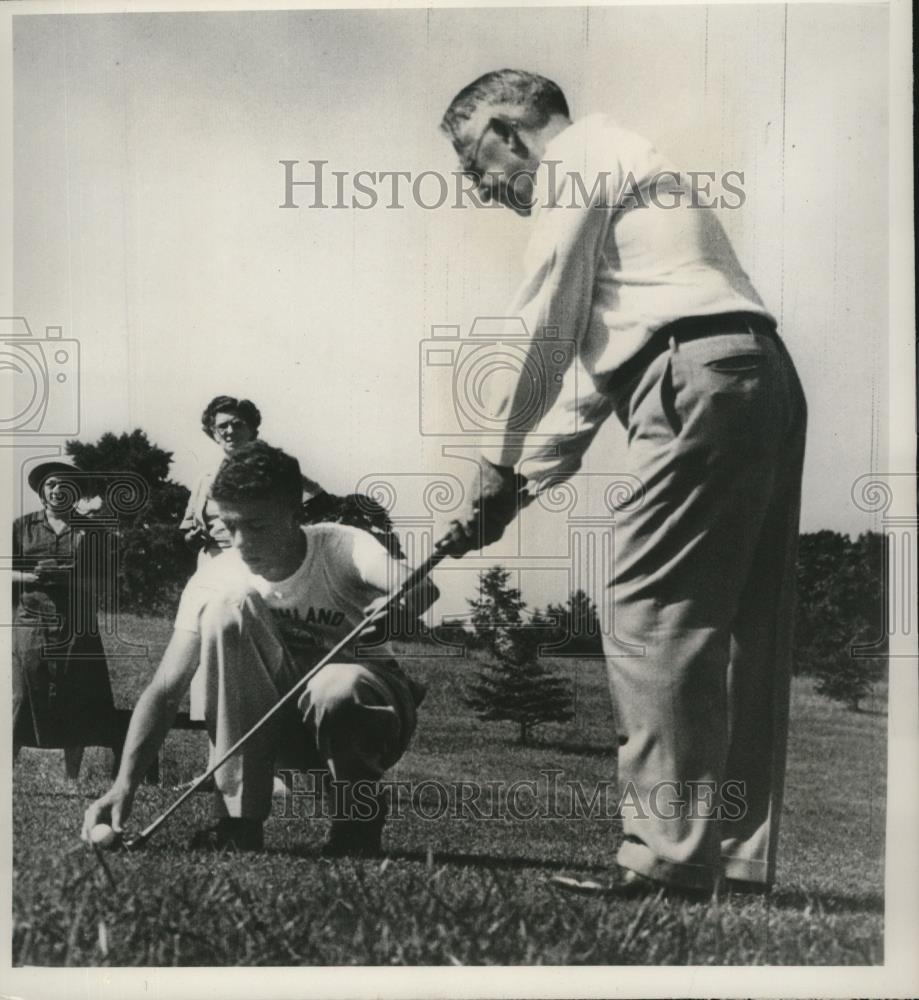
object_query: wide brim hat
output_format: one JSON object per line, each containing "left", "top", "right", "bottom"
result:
{"left": 27, "top": 460, "right": 80, "bottom": 494}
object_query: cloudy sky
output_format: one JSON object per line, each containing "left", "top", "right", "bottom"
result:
{"left": 8, "top": 3, "right": 891, "bottom": 614}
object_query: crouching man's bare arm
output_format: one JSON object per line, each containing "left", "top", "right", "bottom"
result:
{"left": 81, "top": 629, "right": 200, "bottom": 840}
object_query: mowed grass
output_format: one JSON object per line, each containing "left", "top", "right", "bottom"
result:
{"left": 13, "top": 615, "right": 886, "bottom": 966}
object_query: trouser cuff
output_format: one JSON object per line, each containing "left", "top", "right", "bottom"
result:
{"left": 722, "top": 855, "right": 771, "bottom": 884}
{"left": 617, "top": 839, "right": 717, "bottom": 891}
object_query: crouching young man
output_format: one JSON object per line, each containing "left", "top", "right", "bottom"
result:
{"left": 82, "top": 441, "right": 436, "bottom": 854}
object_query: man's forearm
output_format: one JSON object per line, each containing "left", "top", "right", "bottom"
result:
{"left": 114, "top": 685, "right": 183, "bottom": 791}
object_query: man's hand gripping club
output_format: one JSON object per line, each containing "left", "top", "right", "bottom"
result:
{"left": 442, "top": 459, "right": 531, "bottom": 557}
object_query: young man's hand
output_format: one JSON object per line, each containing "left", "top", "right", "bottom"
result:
{"left": 82, "top": 782, "right": 135, "bottom": 841}
{"left": 183, "top": 526, "right": 208, "bottom": 549}
{"left": 360, "top": 593, "right": 399, "bottom": 644}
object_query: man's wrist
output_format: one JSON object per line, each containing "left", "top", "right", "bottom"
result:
{"left": 479, "top": 456, "right": 516, "bottom": 477}
{"left": 111, "top": 774, "right": 136, "bottom": 798}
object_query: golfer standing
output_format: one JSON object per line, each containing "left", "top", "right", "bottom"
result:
{"left": 440, "top": 70, "right": 807, "bottom": 897}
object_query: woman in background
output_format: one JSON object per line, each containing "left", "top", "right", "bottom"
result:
{"left": 179, "top": 395, "right": 327, "bottom": 720}
{"left": 180, "top": 396, "right": 262, "bottom": 563}
{"left": 12, "top": 461, "right": 121, "bottom": 782}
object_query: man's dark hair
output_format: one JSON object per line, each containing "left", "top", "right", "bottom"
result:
{"left": 440, "top": 69, "right": 569, "bottom": 148}
{"left": 201, "top": 395, "right": 262, "bottom": 439}
{"left": 211, "top": 440, "right": 302, "bottom": 508}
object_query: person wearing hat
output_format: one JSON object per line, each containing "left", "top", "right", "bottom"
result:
{"left": 12, "top": 460, "right": 123, "bottom": 782}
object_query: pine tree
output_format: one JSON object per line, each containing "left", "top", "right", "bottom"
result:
{"left": 464, "top": 626, "right": 575, "bottom": 745}
{"left": 464, "top": 567, "right": 575, "bottom": 744}
{"left": 467, "top": 566, "right": 525, "bottom": 651}
{"left": 540, "top": 589, "right": 603, "bottom": 655}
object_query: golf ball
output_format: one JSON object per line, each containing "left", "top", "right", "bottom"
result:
{"left": 90, "top": 823, "right": 118, "bottom": 849}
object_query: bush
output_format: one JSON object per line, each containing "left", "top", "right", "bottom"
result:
{"left": 795, "top": 530, "right": 887, "bottom": 710}
{"left": 67, "top": 431, "right": 194, "bottom": 617}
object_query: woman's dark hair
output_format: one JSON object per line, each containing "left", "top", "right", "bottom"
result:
{"left": 211, "top": 441, "right": 302, "bottom": 509}
{"left": 201, "top": 395, "right": 262, "bottom": 439}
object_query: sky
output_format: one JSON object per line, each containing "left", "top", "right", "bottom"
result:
{"left": 7, "top": 3, "right": 892, "bottom": 617}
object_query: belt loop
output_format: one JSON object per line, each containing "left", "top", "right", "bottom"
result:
{"left": 669, "top": 335, "right": 678, "bottom": 353}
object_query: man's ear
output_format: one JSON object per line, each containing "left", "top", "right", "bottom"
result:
{"left": 491, "top": 118, "right": 529, "bottom": 158}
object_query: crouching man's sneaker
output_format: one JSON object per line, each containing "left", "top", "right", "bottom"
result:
{"left": 320, "top": 798, "right": 388, "bottom": 859}
{"left": 320, "top": 818, "right": 385, "bottom": 858}
{"left": 189, "top": 817, "right": 264, "bottom": 852}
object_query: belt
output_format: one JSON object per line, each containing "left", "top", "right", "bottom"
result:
{"left": 604, "top": 311, "right": 778, "bottom": 395}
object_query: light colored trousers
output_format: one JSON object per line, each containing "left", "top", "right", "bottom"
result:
{"left": 188, "top": 544, "right": 223, "bottom": 721}
{"left": 604, "top": 329, "right": 807, "bottom": 890}
{"left": 196, "top": 587, "right": 419, "bottom": 821}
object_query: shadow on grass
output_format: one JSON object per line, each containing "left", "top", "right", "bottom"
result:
{"left": 278, "top": 843, "right": 611, "bottom": 875}
{"left": 390, "top": 847, "right": 615, "bottom": 875}
{"left": 275, "top": 843, "right": 884, "bottom": 916}
{"left": 528, "top": 739, "right": 618, "bottom": 758}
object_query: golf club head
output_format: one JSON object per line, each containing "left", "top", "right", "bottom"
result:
{"left": 119, "top": 831, "right": 149, "bottom": 852}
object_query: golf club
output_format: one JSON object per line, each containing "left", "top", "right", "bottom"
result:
{"left": 120, "top": 538, "right": 451, "bottom": 850}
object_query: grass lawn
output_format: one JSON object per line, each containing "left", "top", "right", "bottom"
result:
{"left": 12, "top": 615, "right": 886, "bottom": 965}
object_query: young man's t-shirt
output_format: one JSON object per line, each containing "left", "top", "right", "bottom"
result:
{"left": 174, "top": 523, "right": 404, "bottom": 662}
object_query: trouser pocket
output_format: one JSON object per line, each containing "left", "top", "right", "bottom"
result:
{"left": 668, "top": 334, "right": 784, "bottom": 464}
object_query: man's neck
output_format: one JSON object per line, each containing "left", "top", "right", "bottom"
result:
{"left": 532, "top": 114, "right": 573, "bottom": 163}
{"left": 261, "top": 529, "right": 307, "bottom": 582}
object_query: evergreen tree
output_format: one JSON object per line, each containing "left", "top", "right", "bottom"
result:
{"left": 467, "top": 566, "right": 525, "bottom": 651}
{"left": 464, "top": 567, "right": 574, "bottom": 744}
{"left": 539, "top": 589, "right": 603, "bottom": 655}
{"left": 464, "top": 624, "right": 575, "bottom": 745}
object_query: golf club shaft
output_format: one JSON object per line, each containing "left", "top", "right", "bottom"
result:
{"left": 128, "top": 541, "right": 448, "bottom": 848}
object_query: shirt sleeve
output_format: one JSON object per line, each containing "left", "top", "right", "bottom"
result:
{"left": 179, "top": 474, "right": 205, "bottom": 531}
{"left": 346, "top": 528, "right": 407, "bottom": 600}
{"left": 485, "top": 166, "right": 615, "bottom": 471}
{"left": 173, "top": 579, "right": 209, "bottom": 634}
{"left": 518, "top": 364, "right": 617, "bottom": 492}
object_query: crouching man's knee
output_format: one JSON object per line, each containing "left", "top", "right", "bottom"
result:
{"left": 299, "top": 662, "right": 407, "bottom": 777}
{"left": 197, "top": 587, "right": 291, "bottom": 698}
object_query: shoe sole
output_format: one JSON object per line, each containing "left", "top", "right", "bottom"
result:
{"left": 548, "top": 873, "right": 712, "bottom": 902}
{"left": 549, "top": 875, "right": 614, "bottom": 895}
